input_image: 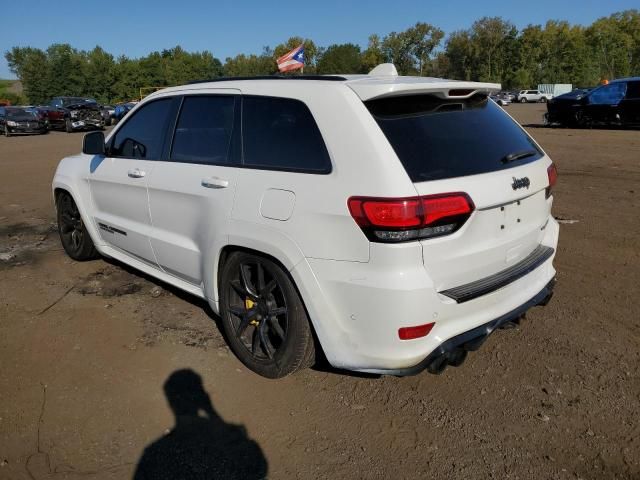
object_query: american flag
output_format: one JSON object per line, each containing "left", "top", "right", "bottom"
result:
{"left": 277, "top": 44, "right": 305, "bottom": 73}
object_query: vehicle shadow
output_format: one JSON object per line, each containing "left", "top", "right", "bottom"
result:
{"left": 101, "top": 256, "right": 379, "bottom": 378}
{"left": 133, "top": 369, "right": 268, "bottom": 480}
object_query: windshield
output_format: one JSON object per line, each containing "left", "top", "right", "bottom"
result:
{"left": 6, "top": 109, "right": 36, "bottom": 119}
{"left": 366, "top": 94, "right": 543, "bottom": 182}
{"left": 61, "top": 97, "right": 97, "bottom": 106}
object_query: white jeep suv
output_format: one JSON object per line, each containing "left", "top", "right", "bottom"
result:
{"left": 53, "top": 65, "right": 559, "bottom": 378}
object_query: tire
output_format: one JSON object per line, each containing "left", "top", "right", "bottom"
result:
{"left": 56, "top": 191, "right": 98, "bottom": 261}
{"left": 539, "top": 97, "right": 547, "bottom": 103}
{"left": 219, "top": 251, "right": 315, "bottom": 378}
{"left": 520, "top": 98, "right": 527, "bottom": 103}
{"left": 65, "top": 118, "right": 73, "bottom": 133}
{"left": 574, "top": 111, "right": 590, "bottom": 128}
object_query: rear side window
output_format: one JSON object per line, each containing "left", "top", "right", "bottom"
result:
{"left": 110, "top": 99, "right": 172, "bottom": 159}
{"left": 366, "top": 94, "right": 543, "bottom": 182}
{"left": 624, "top": 81, "right": 640, "bottom": 99}
{"left": 171, "top": 96, "right": 236, "bottom": 165}
{"left": 242, "top": 96, "right": 331, "bottom": 173}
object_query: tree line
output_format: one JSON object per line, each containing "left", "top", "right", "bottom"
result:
{"left": 5, "top": 10, "right": 639, "bottom": 105}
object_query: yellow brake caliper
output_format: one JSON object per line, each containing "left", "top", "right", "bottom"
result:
{"left": 246, "top": 298, "right": 259, "bottom": 326}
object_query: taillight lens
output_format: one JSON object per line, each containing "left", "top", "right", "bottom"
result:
{"left": 546, "top": 164, "right": 558, "bottom": 198}
{"left": 398, "top": 322, "right": 435, "bottom": 340}
{"left": 348, "top": 193, "right": 474, "bottom": 243}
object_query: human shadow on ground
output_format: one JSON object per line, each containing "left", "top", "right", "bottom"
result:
{"left": 133, "top": 369, "right": 268, "bottom": 480}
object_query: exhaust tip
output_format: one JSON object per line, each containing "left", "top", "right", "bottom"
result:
{"left": 426, "top": 355, "right": 448, "bottom": 375}
{"left": 447, "top": 348, "right": 468, "bottom": 367}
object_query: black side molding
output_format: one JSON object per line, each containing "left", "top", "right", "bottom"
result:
{"left": 440, "top": 245, "right": 554, "bottom": 303}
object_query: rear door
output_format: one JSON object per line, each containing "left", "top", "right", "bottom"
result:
{"left": 620, "top": 81, "right": 640, "bottom": 125}
{"left": 89, "top": 97, "right": 173, "bottom": 267}
{"left": 146, "top": 92, "right": 240, "bottom": 285}
{"left": 366, "top": 93, "right": 553, "bottom": 289}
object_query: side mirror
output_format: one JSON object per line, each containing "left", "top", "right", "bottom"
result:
{"left": 83, "top": 131, "right": 105, "bottom": 155}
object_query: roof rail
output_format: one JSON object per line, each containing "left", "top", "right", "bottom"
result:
{"left": 188, "top": 75, "right": 347, "bottom": 85}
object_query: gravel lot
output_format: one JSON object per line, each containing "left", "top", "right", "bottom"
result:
{"left": 0, "top": 104, "right": 638, "bottom": 479}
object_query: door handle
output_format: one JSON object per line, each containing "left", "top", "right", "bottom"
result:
{"left": 201, "top": 177, "right": 229, "bottom": 189}
{"left": 127, "top": 168, "right": 146, "bottom": 179}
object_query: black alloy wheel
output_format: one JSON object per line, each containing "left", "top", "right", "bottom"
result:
{"left": 220, "top": 252, "right": 315, "bottom": 378}
{"left": 56, "top": 191, "right": 98, "bottom": 260}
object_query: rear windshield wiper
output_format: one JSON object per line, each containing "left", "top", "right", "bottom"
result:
{"left": 501, "top": 150, "right": 538, "bottom": 164}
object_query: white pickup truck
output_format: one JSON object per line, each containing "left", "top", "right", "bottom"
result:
{"left": 517, "top": 90, "right": 553, "bottom": 103}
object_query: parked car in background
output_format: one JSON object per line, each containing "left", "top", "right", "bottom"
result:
{"left": 517, "top": 90, "right": 553, "bottom": 103}
{"left": 113, "top": 102, "right": 137, "bottom": 124}
{"left": 490, "top": 93, "right": 511, "bottom": 106}
{"left": 545, "top": 77, "right": 640, "bottom": 127}
{"left": 53, "top": 67, "right": 558, "bottom": 379}
{"left": 0, "top": 106, "right": 48, "bottom": 136}
{"left": 24, "top": 106, "right": 50, "bottom": 127}
{"left": 47, "top": 96, "right": 104, "bottom": 133}
{"left": 101, "top": 105, "right": 115, "bottom": 126}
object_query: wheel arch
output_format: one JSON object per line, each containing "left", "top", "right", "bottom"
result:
{"left": 214, "top": 243, "right": 328, "bottom": 367}
{"left": 52, "top": 175, "right": 104, "bottom": 249}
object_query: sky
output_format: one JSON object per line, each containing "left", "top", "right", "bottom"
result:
{"left": 1, "top": 0, "right": 638, "bottom": 79}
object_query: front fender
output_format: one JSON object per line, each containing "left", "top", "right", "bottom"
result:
{"left": 52, "top": 155, "right": 105, "bottom": 248}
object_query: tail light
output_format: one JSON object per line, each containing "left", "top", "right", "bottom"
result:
{"left": 348, "top": 193, "right": 474, "bottom": 243}
{"left": 398, "top": 322, "right": 435, "bottom": 340}
{"left": 546, "top": 163, "right": 557, "bottom": 198}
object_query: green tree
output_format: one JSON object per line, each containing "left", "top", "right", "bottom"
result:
{"left": 361, "top": 34, "right": 386, "bottom": 72}
{"left": 223, "top": 47, "right": 275, "bottom": 76}
{"left": 84, "top": 46, "right": 116, "bottom": 103}
{"left": 316, "top": 43, "right": 362, "bottom": 74}
{"left": 587, "top": 13, "right": 637, "bottom": 80}
{"left": 46, "top": 44, "right": 84, "bottom": 97}
{"left": 5, "top": 47, "right": 49, "bottom": 104}
{"left": 405, "top": 22, "right": 445, "bottom": 75}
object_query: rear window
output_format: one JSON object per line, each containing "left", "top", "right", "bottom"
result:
{"left": 366, "top": 94, "right": 543, "bottom": 182}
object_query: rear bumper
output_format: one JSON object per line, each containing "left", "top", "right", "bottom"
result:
{"left": 362, "top": 278, "right": 556, "bottom": 376}
{"left": 292, "top": 216, "right": 559, "bottom": 373}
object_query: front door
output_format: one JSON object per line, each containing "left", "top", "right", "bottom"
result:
{"left": 585, "top": 82, "right": 627, "bottom": 123}
{"left": 89, "top": 98, "right": 174, "bottom": 267}
{"left": 147, "top": 92, "right": 240, "bottom": 285}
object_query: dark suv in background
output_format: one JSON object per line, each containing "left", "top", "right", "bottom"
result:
{"left": 47, "top": 96, "right": 105, "bottom": 132}
{"left": 545, "top": 78, "right": 640, "bottom": 127}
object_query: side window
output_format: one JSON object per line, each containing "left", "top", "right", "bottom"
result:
{"left": 625, "top": 81, "right": 640, "bottom": 99}
{"left": 589, "top": 83, "right": 627, "bottom": 105}
{"left": 110, "top": 99, "right": 172, "bottom": 159}
{"left": 170, "top": 96, "right": 236, "bottom": 165}
{"left": 242, "top": 96, "right": 331, "bottom": 173}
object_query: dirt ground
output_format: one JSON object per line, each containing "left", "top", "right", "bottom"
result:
{"left": 0, "top": 104, "right": 639, "bottom": 479}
